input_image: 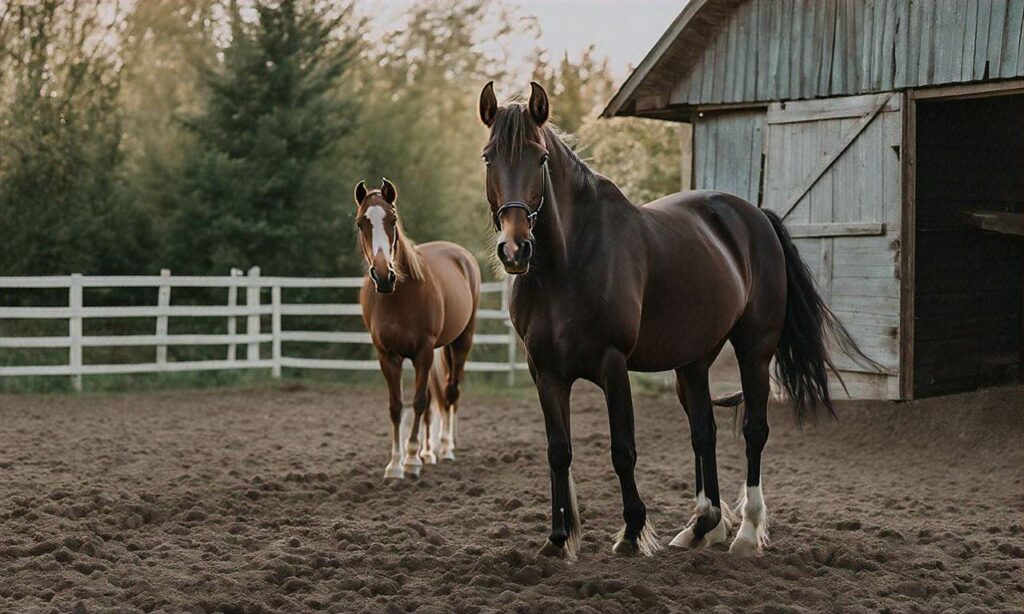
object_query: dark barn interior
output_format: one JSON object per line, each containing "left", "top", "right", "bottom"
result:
{"left": 914, "top": 94, "right": 1024, "bottom": 397}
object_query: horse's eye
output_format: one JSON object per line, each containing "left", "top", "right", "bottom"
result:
{"left": 540, "top": 154, "right": 549, "bottom": 166}
{"left": 482, "top": 155, "right": 491, "bottom": 167}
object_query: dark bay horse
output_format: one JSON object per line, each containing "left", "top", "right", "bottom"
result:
{"left": 356, "top": 179, "right": 481, "bottom": 479}
{"left": 478, "top": 82, "right": 873, "bottom": 558}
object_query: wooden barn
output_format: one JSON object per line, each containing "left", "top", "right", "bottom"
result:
{"left": 604, "top": 0, "right": 1023, "bottom": 399}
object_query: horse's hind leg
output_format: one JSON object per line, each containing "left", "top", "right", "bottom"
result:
{"left": 440, "top": 320, "right": 474, "bottom": 460}
{"left": 729, "top": 341, "right": 772, "bottom": 555}
{"left": 669, "top": 361, "right": 730, "bottom": 548}
{"left": 402, "top": 347, "right": 434, "bottom": 477}
{"left": 422, "top": 350, "right": 445, "bottom": 465}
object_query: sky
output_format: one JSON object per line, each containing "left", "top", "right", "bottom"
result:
{"left": 367, "top": 0, "right": 686, "bottom": 80}
{"left": 510, "top": 0, "right": 683, "bottom": 77}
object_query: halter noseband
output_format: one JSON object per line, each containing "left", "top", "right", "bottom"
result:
{"left": 493, "top": 160, "right": 548, "bottom": 231}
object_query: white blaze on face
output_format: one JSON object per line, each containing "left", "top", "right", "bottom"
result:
{"left": 365, "top": 205, "right": 392, "bottom": 263}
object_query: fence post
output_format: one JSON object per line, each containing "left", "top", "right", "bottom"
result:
{"left": 271, "top": 285, "right": 282, "bottom": 378}
{"left": 502, "top": 279, "right": 516, "bottom": 386}
{"left": 227, "top": 268, "right": 242, "bottom": 361}
{"left": 155, "top": 269, "right": 171, "bottom": 367}
{"left": 246, "top": 266, "right": 261, "bottom": 362}
{"left": 69, "top": 274, "right": 83, "bottom": 392}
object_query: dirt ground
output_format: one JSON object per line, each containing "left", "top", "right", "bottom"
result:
{"left": 1, "top": 381, "right": 1021, "bottom": 614}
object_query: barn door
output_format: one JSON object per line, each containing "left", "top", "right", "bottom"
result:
{"left": 762, "top": 93, "right": 903, "bottom": 399}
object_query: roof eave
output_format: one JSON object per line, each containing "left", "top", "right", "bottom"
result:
{"left": 601, "top": 0, "right": 711, "bottom": 119}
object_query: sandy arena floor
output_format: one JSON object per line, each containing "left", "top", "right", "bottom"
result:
{"left": 0, "top": 381, "right": 1021, "bottom": 613}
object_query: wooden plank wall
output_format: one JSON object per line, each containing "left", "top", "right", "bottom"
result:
{"left": 669, "top": 0, "right": 1024, "bottom": 107}
{"left": 693, "top": 110, "right": 766, "bottom": 203}
{"left": 913, "top": 94, "right": 1023, "bottom": 396}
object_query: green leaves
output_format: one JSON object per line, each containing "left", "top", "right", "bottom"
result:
{"left": 166, "top": 0, "right": 360, "bottom": 277}
{"left": 0, "top": 0, "right": 682, "bottom": 279}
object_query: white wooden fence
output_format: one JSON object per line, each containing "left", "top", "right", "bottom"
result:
{"left": 0, "top": 269, "right": 526, "bottom": 390}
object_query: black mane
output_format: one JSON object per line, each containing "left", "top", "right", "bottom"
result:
{"left": 489, "top": 103, "right": 595, "bottom": 184}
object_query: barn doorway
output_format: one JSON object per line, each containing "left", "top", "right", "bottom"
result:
{"left": 913, "top": 93, "right": 1023, "bottom": 397}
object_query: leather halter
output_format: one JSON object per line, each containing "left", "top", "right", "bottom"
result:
{"left": 493, "top": 160, "right": 548, "bottom": 231}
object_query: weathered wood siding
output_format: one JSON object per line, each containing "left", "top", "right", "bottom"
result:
{"left": 762, "top": 93, "right": 904, "bottom": 399}
{"left": 693, "top": 110, "right": 765, "bottom": 202}
{"left": 913, "top": 94, "right": 1023, "bottom": 396}
{"left": 669, "top": 0, "right": 1024, "bottom": 107}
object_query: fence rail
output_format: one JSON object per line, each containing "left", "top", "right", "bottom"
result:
{"left": 0, "top": 269, "right": 526, "bottom": 390}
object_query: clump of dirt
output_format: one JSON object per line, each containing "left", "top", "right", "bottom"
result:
{"left": 1, "top": 383, "right": 1021, "bottom": 613}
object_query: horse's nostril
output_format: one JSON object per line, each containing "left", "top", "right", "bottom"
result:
{"left": 498, "top": 241, "right": 518, "bottom": 263}
{"left": 520, "top": 240, "right": 533, "bottom": 262}
{"left": 387, "top": 269, "right": 396, "bottom": 284}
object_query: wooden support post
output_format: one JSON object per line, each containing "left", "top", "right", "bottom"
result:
{"left": 155, "top": 269, "right": 171, "bottom": 367}
{"left": 271, "top": 285, "right": 282, "bottom": 378}
{"left": 502, "top": 279, "right": 516, "bottom": 386}
{"left": 247, "top": 266, "right": 261, "bottom": 362}
{"left": 69, "top": 274, "right": 83, "bottom": 392}
{"left": 227, "top": 268, "right": 242, "bottom": 360}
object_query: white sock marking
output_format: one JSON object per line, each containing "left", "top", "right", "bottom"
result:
{"left": 731, "top": 482, "right": 770, "bottom": 554}
{"left": 427, "top": 403, "right": 442, "bottom": 455}
{"left": 696, "top": 490, "right": 710, "bottom": 514}
{"left": 743, "top": 485, "right": 765, "bottom": 523}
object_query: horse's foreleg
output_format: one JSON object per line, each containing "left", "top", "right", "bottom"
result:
{"left": 379, "top": 354, "right": 407, "bottom": 480}
{"left": 670, "top": 363, "right": 730, "bottom": 548}
{"left": 730, "top": 349, "right": 772, "bottom": 555}
{"left": 534, "top": 371, "right": 581, "bottom": 560}
{"left": 601, "top": 351, "right": 659, "bottom": 557}
{"left": 402, "top": 348, "right": 433, "bottom": 477}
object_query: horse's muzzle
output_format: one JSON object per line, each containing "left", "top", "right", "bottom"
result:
{"left": 369, "top": 266, "right": 397, "bottom": 293}
{"left": 496, "top": 239, "right": 533, "bottom": 275}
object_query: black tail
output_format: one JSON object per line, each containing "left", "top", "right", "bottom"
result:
{"left": 762, "top": 209, "right": 880, "bottom": 425}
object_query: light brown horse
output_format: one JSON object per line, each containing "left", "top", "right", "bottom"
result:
{"left": 478, "top": 83, "right": 877, "bottom": 559}
{"left": 356, "top": 178, "right": 481, "bottom": 479}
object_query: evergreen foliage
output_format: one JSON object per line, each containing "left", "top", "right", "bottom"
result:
{"left": 0, "top": 0, "right": 681, "bottom": 277}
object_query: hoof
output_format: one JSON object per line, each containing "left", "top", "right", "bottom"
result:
{"left": 728, "top": 535, "right": 759, "bottom": 556}
{"left": 670, "top": 513, "right": 729, "bottom": 549}
{"left": 383, "top": 465, "right": 405, "bottom": 480}
{"left": 420, "top": 450, "right": 438, "bottom": 464}
{"left": 669, "top": 527, "right": 698, "bottom": 548}
{"left": 402, "top": 462, "right": 422, "bottom": 478}
{"left": 440, "top": 449, "right": 456, "bottom": 461}
{"left": 612, "top": 538, "right": 639, "bottom": 557}
{"left": 538, "top": 539, "right": 567, "bottom": 559}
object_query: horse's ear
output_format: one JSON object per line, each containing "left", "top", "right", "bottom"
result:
{"left": 479, "top": 81, "right": 497, "bottom": 127}
{"left": 354, "top": 180, "right": 367, "bottom": 206}
{"left": 528, "top": 81, "right": 549, "bottom": 126}
{"left": 380, "top": 177, "right": 398, "bottom": 204}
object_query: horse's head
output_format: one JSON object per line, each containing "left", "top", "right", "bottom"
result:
{"left": 354, "top": 178, "right": 400, "bottom": 293}
{"left": 479, "top": 81, "right": 551, "bottom": 275}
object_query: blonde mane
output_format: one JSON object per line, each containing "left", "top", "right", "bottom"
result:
{"left": 393, "top": 221, "right": 425, "bottom": 282}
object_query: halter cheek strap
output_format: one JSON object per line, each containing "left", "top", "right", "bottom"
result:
{"left": 493, "top": 161, "right": 548, "bottom": 231}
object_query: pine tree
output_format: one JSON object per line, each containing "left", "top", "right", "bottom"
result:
{"left": 167, "top": 0, "right": 359, "bottom": 276}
